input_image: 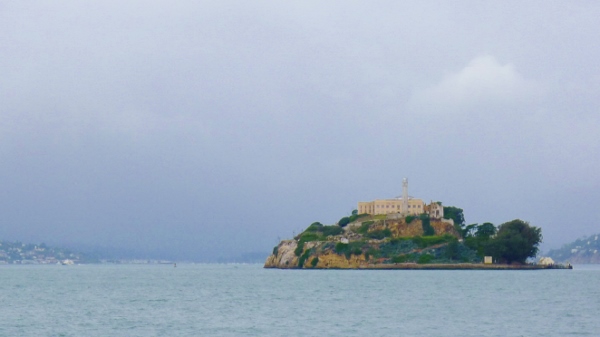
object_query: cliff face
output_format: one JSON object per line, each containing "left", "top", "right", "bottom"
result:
{"left": 264, "top": 242, "right": 367, "bottom": 269}
{"left": 312, "top": 252, "right": 366, "bottom": 268}
{"left": 382, "top": 218, "right": 458, "bottom": 237}
{"left": 264, "top": 240, "right": 298, "bottom": 269}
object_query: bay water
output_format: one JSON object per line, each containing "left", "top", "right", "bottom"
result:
{"left": 0, "top": 264, "right": 598, "bottom": 336}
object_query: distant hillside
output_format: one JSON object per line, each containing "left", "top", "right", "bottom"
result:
{"left": 546, "top": 234, "right": 600, "bottom": 264}
{"left": 0, "top": 241, "right": 91, "bottom": 264}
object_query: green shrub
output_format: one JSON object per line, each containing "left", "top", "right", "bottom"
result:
{"left": 349, "top": 247, "right": 362, "bottom": 258}
{"left": 357, "top": 221, "right": 374, "bottom": 233}
{"left": 366, "top": 248, "right": 381, "bottom": 259}
{"left": 298, "top": 232, "right": 323, "bottom": 242}
{"left": 306, "top": 222, "right": 324, "bottom": 232}
{"left": 272, "top": 246, "right": 279, "bottom": 257}
{"left": 445, "top": 239, "right": 460, "bottom": 260}
{"left": 335, "top": 241, "right": 363, "bottom": 259}
{"left": 298, "top": 250, "right": 311, "bottom": 268}
{"left": 310, "top": 257, "right": 319, "bottom": 267}
{"left": 322, "top": 225, "right": 343, "bottom": 237}
{"left": 338, "top": 217, "right": 350, "bottom": 227}
{"left": 300, "top": 223, "right": 342, "bottom": 240}
{"left": 366, "top": 228, "right": 392, "bottom": 240}
{"left": 417, "top": 254, "right": 433, "bottom": 264}
{"left": 464, "top": 236, "right": 486, "bottom": 257}
{"left": 348, "top": 213, "right": 368, "bottom": 223}
{"left": 294, "top": 240, "right": 305, "bottom": 256}
{"left": 420, "top": 214, "right": 434, "bottom": 236}
{"left": 379, "top": 238, "right": 417, "bottom": 258}
{"left": 412, "top": 235, "right": 454, "bottom": 248}
{"left": 391, "top": 254, "right": 408, "bottom": 263}
{"left": 389, "top": 237, "right": 411, "bottom": 244}
{"left": 405, "top": 215, "right": 416, "bottom": 223}
{"left": 335, "top": 242, "right": 348, "bottom": 254}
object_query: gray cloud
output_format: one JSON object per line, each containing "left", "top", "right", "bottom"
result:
{"left": 409, "top": 55, "right": 546, "bottom": 113}
{"left": 1, "top": 1, "right": 599, "bottom": 259}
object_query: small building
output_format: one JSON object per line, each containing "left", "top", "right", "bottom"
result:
{"left": 424, "top": 201, "right": 445, "bottom": 219}
{"left": 484, "top": 256, "right": 493, "bottom": 264}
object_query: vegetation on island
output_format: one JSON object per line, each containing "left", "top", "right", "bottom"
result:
{"left": 268, "top": 205, "right": 545, "bottom": 269}
{"left": 460, "top": 219, "right": 542, "bottom": 264}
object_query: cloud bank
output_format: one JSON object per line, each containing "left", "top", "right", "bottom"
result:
{"left": 409, "top": 55, "right": 544, "bottom": 113}
{"left": 1, "top": 2, "right": 599, "bottom": 259}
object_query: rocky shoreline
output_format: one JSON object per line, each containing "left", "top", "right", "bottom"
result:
{"left": 264, "top": 258, "right": 572, "bottom": 270}
{"left": 266, "top": 263, "right": 572, "bottom": 270}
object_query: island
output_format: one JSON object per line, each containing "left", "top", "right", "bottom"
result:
{"left": 265, "top": 179, "right": 571, "bottom": 270}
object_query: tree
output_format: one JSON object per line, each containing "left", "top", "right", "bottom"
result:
{"left": 463, "top": 224, "right": 478, "bottom": 238}
{"left": 420, "top": 213, "right": 434, "bottom": 236}
{"left": 475, "top": 222, "right": 496, "bottom": 239}
{"left": 443, "top": 206, "right": 465, "bottom": 226}
{"left": 306, "top": 222, "right": 324, "bottom": 232}
{"left": 444, "top": 206, "right": 466, "bottom": 237}
{"left": 484, "top": 219, "right": 542, "bottom": 264}
{"left": 464, "top": 223, "right": 496, "bottom": 257}
{"left": 338, "top": 216, "right": 350, "bottom": 227}
{"left": 445, "top": 238, "right": 460, "bottom": 260}
{"left": 351, "top": 209, "right": 358, "bottom": 216}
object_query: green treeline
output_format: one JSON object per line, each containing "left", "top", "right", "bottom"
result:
{"left": 443, "top": 207, "right": 542, "bottom": 263}
{"left": 459, "top": 219, "right": 542, "bottom": 264}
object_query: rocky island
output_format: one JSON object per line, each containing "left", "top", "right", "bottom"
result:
{"left": 265, "top": 180, "right": 570, "bottom": 270}
{"left": 265, "top": 213, "right": 570, "bottom": 270}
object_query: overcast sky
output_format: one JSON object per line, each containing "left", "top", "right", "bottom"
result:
{"left": 1, "top": 1, "right": 599, "bottom": 260}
